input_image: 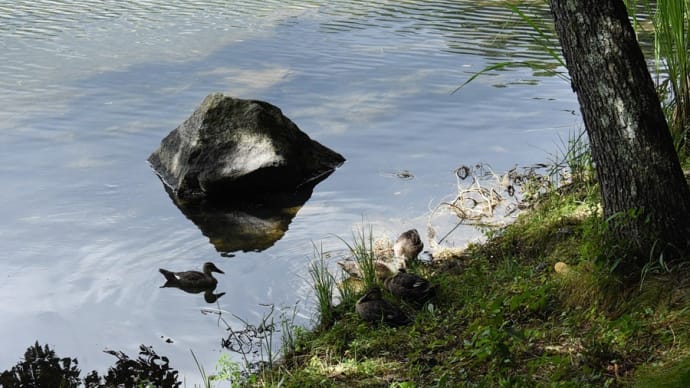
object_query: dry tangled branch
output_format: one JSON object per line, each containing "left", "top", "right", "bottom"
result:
{"left": 428, "top": 162, "right": 558, "bottom": 248}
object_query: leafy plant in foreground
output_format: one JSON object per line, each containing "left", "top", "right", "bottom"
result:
{"left": 0, "top": 342, "right": 181, "bottom": 387}
{"left": 0, "top": 341, "right": 81, "bottom": 388}
{"left": 84, "top": 344, "right": 180, "bottom": 387}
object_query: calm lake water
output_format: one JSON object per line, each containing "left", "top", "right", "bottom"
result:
{"left": 0, "top": 0, "right": 580, "bottom": 383}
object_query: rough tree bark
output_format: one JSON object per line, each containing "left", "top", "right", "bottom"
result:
{"left": 550, "top": 0, "right": 690, "bottom": 263}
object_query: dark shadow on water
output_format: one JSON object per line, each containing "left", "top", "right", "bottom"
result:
{"left": 159, "top": 170, "right": 335, "bottom": 255}
{"left": 160, "top": 283, "right": 226, "bottom": 303}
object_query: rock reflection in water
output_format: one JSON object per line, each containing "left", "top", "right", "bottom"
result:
{"left": 161, "top": 172, "right": 332, "bottom": 255}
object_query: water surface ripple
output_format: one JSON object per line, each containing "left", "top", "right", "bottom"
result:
{"left": 0, "top": 0, "right": 578, "bottom": 383}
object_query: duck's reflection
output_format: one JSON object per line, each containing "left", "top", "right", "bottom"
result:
{"left": 159, "top": 262, "right": 226, "bottom": 303}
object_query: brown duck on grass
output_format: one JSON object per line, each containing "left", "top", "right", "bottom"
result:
{"left": 159, "top": 262, "right": 225, "bottom": 302}
{"left": 355, "top": 287, "right": 411, "bottom": 327}
{"left": 383, "top": 268, "right": 438, "bottom": 304}
{"left": 393, "top": 229, "right": 423, "bottom": 262}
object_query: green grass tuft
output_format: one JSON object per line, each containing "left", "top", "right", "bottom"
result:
{"left": 309, "top": 242, "right": 337, "bottom": 330}
{"left": 337, "top": 224, "right": 380, "bottom": 291}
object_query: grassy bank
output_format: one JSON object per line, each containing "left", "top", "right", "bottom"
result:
{"left": 241, "top": 173, "right": 690, "bottom": 387}
{"left": 4, "top": 166, "right": 688, "bottom": 387}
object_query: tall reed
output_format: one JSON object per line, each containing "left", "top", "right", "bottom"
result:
{"left": 650, "top": 0, "right": 690, "bottom": 155}
{"left": 337, "top": 224, "right": 379, "bottom": 291}
{"left": 308, "top": 242, "right": 336, "bottom": 329}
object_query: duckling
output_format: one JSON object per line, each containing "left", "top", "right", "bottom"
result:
{"left": 159, "top": 262, "right": 224, "bottom": 291}
{"left": 393, "top": 229, "right": 423, "bottom": 262}
{"left": 383, "top": 268, "right": 437, "bottom": 304}
{"left": 355, "top": 287, "right": 410, "bottom": 327}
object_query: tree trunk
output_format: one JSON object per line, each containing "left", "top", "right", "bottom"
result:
{"left": 550, "top": 0, "right": 690, "bottom": 264}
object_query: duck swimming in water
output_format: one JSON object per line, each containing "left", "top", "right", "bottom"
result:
{"left": 355, "top": 287, "right": 410, "bottom": 327}
{"left": 159, "top": 262, "right": 224, "bottom": 292}
{"left": 393, "top": 229, "right": 423, "bottom": 262}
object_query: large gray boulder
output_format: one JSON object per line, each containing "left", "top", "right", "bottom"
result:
{"left": 148, "top": 93, "right": 345, "bottom": 200}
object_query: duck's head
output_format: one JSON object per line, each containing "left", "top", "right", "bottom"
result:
{"left": 394, "top": 229, "right": 423, "bottom": 259}
{"left": 400, "top": 229, "right": 421, "bottom": 243}
{"left": 359, "top": 287, "right": 383, "bottom": 303}
{"left": 202, "top": 262, "right": 224, "bottom": 275}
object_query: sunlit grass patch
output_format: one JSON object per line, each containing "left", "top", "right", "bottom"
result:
{"left": 294, "top": 354, "right": 410, "bottom": 386}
